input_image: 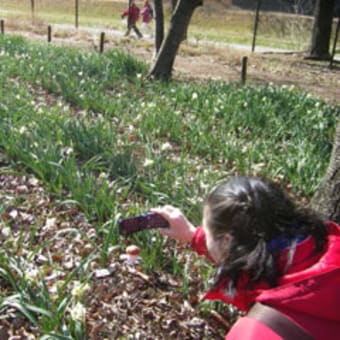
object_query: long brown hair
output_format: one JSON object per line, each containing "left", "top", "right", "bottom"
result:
{"left": 205, "top": 176, "right": 327, "bottom": 287}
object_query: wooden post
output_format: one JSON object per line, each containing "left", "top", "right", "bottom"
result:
{"left": 1, "top": 20, "right": 4, "bottom": 35}
{"left": 329, "top": 16, "right": 340, "bottom": 69}
{"left": 252, "top": 0, "right": 262, "bottom": 52}
{"left": 75, "top": 0, "right": 79, "bottom": 28}
{"left": 100, "top": 32, "right": 105, "bottom": 53}
{"left": 241, "top": 56, "right": 248, "bottom": 84}
{"left": 31, "top": 0, "right": 35, "bottom": 25}
{"left": 48, "top": 25, "right": 52, "bottom": 43}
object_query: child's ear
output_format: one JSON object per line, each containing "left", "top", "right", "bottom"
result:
{"left": 221, "top": 234, "right": 233, "bottom": 254}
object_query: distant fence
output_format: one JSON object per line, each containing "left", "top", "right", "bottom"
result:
{"left": 0, "top": 0, "right": 338, "bottom": 64}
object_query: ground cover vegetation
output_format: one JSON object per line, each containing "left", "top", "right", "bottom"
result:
{"left": 1, "top": 0, "right": 324, "bottom": 51}
{"left": 0, "top": 33, "right": 339, "bottom": 338}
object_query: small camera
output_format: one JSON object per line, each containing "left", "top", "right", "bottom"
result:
{"left": 118, "top": 213, "right": 169, "bottom": 236}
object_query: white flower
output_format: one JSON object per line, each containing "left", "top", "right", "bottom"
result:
{"left": 0, "top": 226, "right": 12, "bottom": 239}
{"left": 25, "top": 268, "right": 40, "bottom": 283}
{"left": 98, "top": 172, "right": 109, "bottom": 181}
{"left": 161, "top": 142, "right": 172, "bottom": 151}
{"left": 143, "top": 159, "right": 154, "bottom": 167}
{"left": 71, "top": 281, "right": 90, "bottom": 298}
{"left": 63, "top": 147, "right": 74, "bottom": 156}
{"left": 44, "top": 217, "right": 57, "bottom": 229}
{"left": 192, "top": 92, "right": 198, "bottom": 100}
{"left": 69, "top": 302, "right": 86, "bottom": 322}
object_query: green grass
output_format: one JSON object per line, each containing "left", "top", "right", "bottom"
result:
{"left": 0, "top": 35, "right": 339, "bottom": 337}
{"left": 1, "top": 0, "right": 334, "bottom": 51}
{"left": 0, "top": 34, "right": 338, "bottom": 216}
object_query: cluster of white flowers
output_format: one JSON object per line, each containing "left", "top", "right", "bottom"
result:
{"left": 69, "top": 302, "right": 86, "bottom": 322}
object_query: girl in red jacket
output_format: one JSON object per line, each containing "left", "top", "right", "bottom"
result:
{"left": 121, "top": 0, "right": 143, "bottom": 39}
{"left": 152, "top": 176, "right": 340, "bottom": 339}
{"left": 141, "top": 0, "right": 153, "bottom": 37}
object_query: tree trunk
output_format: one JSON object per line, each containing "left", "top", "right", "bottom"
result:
{"left": 148, "top": 0, "right": 203, "bottom": 80}
{"left": 172, "top": 0, "right": 188, "bottom": 41}
{"left": 153, "top": 0, "right": 164, "bottom": 53}
{"left": 171, "top": 0, "right": 177, "bottom": 11}
{"left": 308, "top": 0, "right": 335, "bottom": 60}
{"left": 311, "top": 120, "right": 340, "bottom": 224}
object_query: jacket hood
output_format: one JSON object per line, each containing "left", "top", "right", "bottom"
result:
{"left": 204, "top": 221, "right": 340, "bottom": 322}
{"left": 258, "top": 221, "right": 340, "bottom": 322}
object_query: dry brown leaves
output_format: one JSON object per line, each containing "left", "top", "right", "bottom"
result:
{"left": 0, "top": 159, "right": 227, "bottom": 339}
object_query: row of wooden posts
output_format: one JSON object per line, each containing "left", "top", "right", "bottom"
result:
{"left": 0, "top": 19, "right": 249, "bottom": 83}
{"left": 0, "top": 20, "right": 106, "bottom": 54}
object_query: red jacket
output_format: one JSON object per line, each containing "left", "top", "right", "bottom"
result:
{"left": 141, "top": 4, "right": 153, "bottom": 23}
{"left": 190, "top": 221, "right": 340, "bottom": 339}
{"left": 122, "top": 4, "right": 140, "bottom": 24}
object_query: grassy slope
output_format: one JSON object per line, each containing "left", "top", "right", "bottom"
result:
{"left": 0, "top": 0, "right": 321, "bottom": 50}
{"left": 0, "top": 10, "right": 339, "bottom": 338}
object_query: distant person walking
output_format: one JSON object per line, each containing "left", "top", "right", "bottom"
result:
{"left": 121, "top": 0, "right": 143, "bottom": 39}
{"left": 141, "top": 0, "right": 153, "bottom": 37}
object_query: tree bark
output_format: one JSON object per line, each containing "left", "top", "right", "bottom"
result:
{"left": 172, "top": 0, "right": 188, "bottom": 41}
{"left": 308, "top": 0, "right": 335, "bottom": 60}
{"left": 311, "top": 120, "right": 340, "bottom": 224}
{"left": 153, "top": 0, "right": 164, "bottom": 53}
{"left": 148, "top": 0, "right": 203, "bottom": 80}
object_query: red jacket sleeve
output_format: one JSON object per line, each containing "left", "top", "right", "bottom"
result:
{"left": 190, "top": 227, "right": 215, "bottom": 262}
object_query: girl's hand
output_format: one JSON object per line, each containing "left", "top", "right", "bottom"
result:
{"left": 150, "top": 205, "right": 196, "bottom": 242}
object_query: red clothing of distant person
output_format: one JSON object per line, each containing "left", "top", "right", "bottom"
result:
{"left": 190, "top": 221, "right": 340, "bottom": 339}
{"left": 121, "top": 3, "right": 140, "bottom": 24}
{"left": 141, "top": 2, "right": 153, "bottom": 24}
{"left": 121, "top": 1, "right": 142, "bottom": 39}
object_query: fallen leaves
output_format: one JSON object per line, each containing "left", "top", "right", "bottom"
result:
{"left": 0, "top": 171, "right": 227, "bottom": 339}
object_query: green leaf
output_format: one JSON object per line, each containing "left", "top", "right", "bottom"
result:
{"left": 1, "top": 300, "right": 39, "bottom": 327}
{"left": 25, "top": 304, "right": 53, "bottom": 318}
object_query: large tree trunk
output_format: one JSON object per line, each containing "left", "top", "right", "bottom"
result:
{"left": 148, "top": 0, "right": 203, "bottom": 80}
{"left": 171, "top": 0, "right": 188, "bottom": 41}
{"left": 153, "top": 0, "right": 164, "bottom": 53}
{"left": 308, "top": 0, "right": 335, "bottom": 60}
{"left": 311, "top": 120, "right": 340, "bottom": 223}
